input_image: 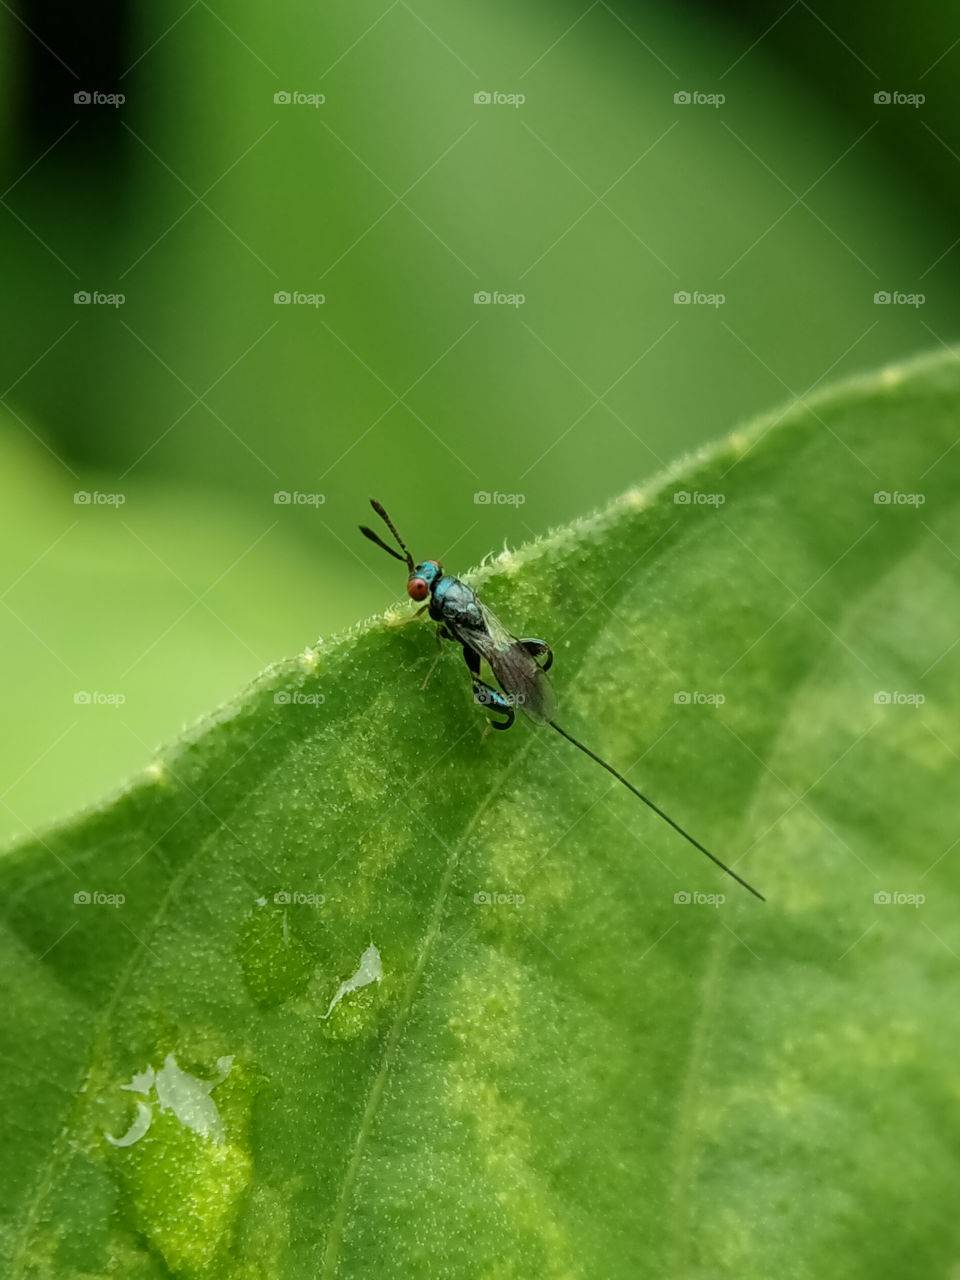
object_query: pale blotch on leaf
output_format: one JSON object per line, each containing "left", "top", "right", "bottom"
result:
{"left": 445, "top": 961, "right": 576, "bottom": 1272}
{"left": 105, "top": 1053, "right": 234, "bottom": 1147}
{"left": 353, "top": 813, "right": 416, "bottom": 893}
{"left": 154, "top": 1053, "right": 235, "bottom": 1144}
{"left": 121, "top": 1066, "right": 156, "bottom": 1094}
{"left": 321, "top": 943, "right": 382, "bottom": 1020}
{"left": 480, "top": 803, "right": 543, "bottom": 888}
{"left": 103, "top": 1054, "right": 253, "bottom": 1277}
{"left": 105, "top": 1099, "right": 152, "bottom": 1148}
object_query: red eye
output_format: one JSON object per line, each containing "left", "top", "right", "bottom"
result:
{"left": 407, "top": 577, "right": 429, "bottom": 601}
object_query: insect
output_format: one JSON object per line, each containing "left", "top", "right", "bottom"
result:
{"left": 360, "top": 499, "right": 764, "bottom": 901}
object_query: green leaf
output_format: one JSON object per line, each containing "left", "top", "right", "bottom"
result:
{"left": 3, "top": 348, "right": 960, "bottom": 1279}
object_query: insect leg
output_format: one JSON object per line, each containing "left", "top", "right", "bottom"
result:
{"left": 473, "top": 681, "right": 515, "bottom": 730}
{"left": 386, "top": 602, "right": 430, "bottom": 628}
{"left": 462, "top": 644, "right": 515, "bottom": 730}
{"left": 420, "top": 625, "right": 453, "bottom": 691}
{"left": 518, "top": 637, "right": 553, "bottom": 671}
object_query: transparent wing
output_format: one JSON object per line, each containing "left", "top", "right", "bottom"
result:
{"left": 452, "top": 600, "right": 556, "bottom": 723}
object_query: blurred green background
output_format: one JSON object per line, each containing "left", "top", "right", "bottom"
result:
{"left": 1, "top": 0, "right": 958, "bottom": 841}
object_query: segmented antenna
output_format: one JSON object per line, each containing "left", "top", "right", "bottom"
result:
{"left": 359, "top": 499, "right": 414, "bottom": 570}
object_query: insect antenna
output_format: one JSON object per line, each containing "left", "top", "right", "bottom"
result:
{"left": 359, "top": 524, "right": 408, "bottom": 564}
{"left": 359, "top": 499, "right": 414, "bottom": 570}
{"left": 548, "top": 719, "right": 765, "bottom": 901}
